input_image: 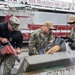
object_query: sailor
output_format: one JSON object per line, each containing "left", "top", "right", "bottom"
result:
{"left": 67, "top": 15, "right": 75, "bottom": 50}
{"left": 0, "top": 16, "right": 23, "bottom": 75}
{"left": 28, "top": 21, "right": 55, "bottom": 55}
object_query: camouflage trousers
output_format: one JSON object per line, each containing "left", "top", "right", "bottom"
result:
{"left": 0, "top": 54, "right": 15, "bottom": 75}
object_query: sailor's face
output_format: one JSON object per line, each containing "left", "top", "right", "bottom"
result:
{"left": 71, "top": 24, "right": 75, "bottom": 28}
{"left": 8, "top": 22, "right": 14, "bottom": 31}
{"left": 68, "top": 22, "right": 75, "bottom": 27}
{"left": 46, "top": 26, "right": 52, "bottom": 34}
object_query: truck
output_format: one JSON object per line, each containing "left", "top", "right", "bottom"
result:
{"left": 0, "top": 0, "right": 75, "bottom": 42}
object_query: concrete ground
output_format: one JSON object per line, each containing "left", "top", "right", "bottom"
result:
{"left": 11, "top": 43, "right": 29, "bottom": 75}
{"left": 0, "top": 43, "right": 74, "bottom": 75}
{"left": 11, "top": 51, "right": 29, "bottom": 75}
{"left": 11, "top": 42, "right": 75, "bottom": 75}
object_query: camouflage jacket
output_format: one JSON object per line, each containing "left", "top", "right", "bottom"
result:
{"left": 29, "top": 28, "right": 55, "bottom": 55}
{"left": 70, "top": 28, "right": 75, "bottom": 47}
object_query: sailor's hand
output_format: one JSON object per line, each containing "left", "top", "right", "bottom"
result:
{"left": 49, "top": 40, "right": 54, "bottom": 44}
{"left": 0, "top": 38, "right": 8, "bottom": 44}
{"left": 16, "top": 50, "right": 21, "bottom": 54}
{"left": 16, "top": 47, "right": 21, "bottom": 54}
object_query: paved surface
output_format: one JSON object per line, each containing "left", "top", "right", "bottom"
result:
{"left": 11, "top": 51, "right": 29, "bottom": 75}
{"left": 0, "top": 43, "right": 75, "bottom": 75}
{"left": 11, "top": 43, "right": 74, "bottom": 75}
{"left": 11, "top": 43, "right": 29, "bottom": 75}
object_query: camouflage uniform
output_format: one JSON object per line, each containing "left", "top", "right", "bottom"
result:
{"left": 0, "top": 55, "right": 15, "bottom": 75}
{"left": 67, "top": 15, "right": 75, "bottom": 48}
{"left": 70, "top": 28, "right": 75, "bottom": 47}
{"left": 29, "top": 28, "right": 55, "bottom": 55}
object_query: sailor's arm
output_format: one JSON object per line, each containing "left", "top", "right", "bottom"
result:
{"left": 29, "top": 34, "right": 38, "bottom": 55}
{"left": 49, "top": 35, "right": 55, "bottom": 44}
{"left": 0, "top": 37, "right": 8, "bottom": 44}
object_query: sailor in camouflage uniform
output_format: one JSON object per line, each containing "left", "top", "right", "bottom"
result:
{"left": 0, "top": 16, "right": 23, "bottom": 75}
{"left": 29, "top": 22, "right": 55, "bottom": 55}
{"left": 67, "top": 15, "right": 75, "bottom": 49}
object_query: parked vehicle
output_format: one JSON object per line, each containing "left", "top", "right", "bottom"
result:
{"left": 0, "top": 0, "right": 74, "bottom": 41}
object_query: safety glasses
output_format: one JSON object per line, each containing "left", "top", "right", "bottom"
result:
{"left": 67, "top": 21, "right": 75, "bottom": 25}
